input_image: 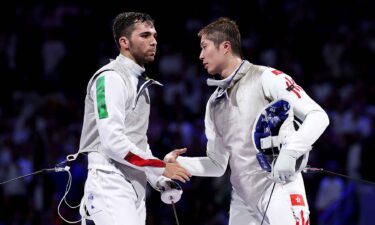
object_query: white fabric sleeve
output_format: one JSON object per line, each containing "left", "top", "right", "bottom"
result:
{"left": 176, "top": 99, "right": 230, "bottom": 177}
{"left": 91, "top": 71, "right": 164, "bottom": 176}
{"left": 261, "top": 69, "right": 330, "bottom": 157}
{"left": 144, "top": 144, "right": 166, "bottom": 187}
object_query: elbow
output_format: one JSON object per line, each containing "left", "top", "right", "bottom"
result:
{"left": 101, "top": 140, "right": 125, "bottom": 160}
{"left": 101, "top": 142, "right": 114, "bottom": 158}
{"left": 321, "top": 111, "right": 330, "bottom": 129}
{"left": 216, "top": 169, "right": 226, "bottom": 177}
{"left": 212, "top": 162, "right": 227, "bottom": 177}
{"left": 206, "top": 152, "right": 228, "bottom": 177}
{"left": 307, "top": 109, "right": 330, "bottom": 130}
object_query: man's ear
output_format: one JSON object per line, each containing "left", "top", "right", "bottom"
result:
{"left": 222, "top": 41, "right": 231, "bottom": 54}
{"left": 119, "top": 36, "right": 129, "bottom": 50}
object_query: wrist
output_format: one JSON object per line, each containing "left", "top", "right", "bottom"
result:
{"left": 279, "top": 149, "right": 301, "bottom": 160}
{"left": 156, "top": 176, "right": 171, "bottom": 190}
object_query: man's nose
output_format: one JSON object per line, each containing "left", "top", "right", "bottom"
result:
{"left": 199, "top": 51, "right": 204, "bottom": 60}
{"left": 151, "top": 36, "right": 157, "bottom": 46}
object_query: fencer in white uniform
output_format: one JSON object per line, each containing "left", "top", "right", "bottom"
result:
{"left": 165, "top": 17, "right": 329, "bottom": 225}
{"left": 75, "top": 12, "right": 190, "bottom": 225}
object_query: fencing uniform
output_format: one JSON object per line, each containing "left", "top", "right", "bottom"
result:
{"left": 177, "top": 60, "right": 329, "bottom": 224}
{"left": 76, "top": 54, "right": 165, "bottom": 225}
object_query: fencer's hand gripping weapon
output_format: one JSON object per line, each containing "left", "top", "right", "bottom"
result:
{"left": 157, "top": 179, "right": 183, "bottom": 225}
{"left": 157, "top": 179, "right": 183, "bottom": 204}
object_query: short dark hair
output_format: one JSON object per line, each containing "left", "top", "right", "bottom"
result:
{"left": 112, "top": 12, "right": 154, "bottom": 49}
{"left": 198, "top": 17, "right": 242, "bottom": 58}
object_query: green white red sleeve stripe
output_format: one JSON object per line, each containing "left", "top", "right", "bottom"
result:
{"left": 124, "top": 152, "right": 166, "bottom": 167}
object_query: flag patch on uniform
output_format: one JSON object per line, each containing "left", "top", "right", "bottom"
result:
{"left": 290, "top": 194, "right": 305, "bottom": 206}
{"left": 96, "top": 76, "right": 109, "bottom": 119}
{"left": 271, "top": 69, "right": 283, "bottom": 75}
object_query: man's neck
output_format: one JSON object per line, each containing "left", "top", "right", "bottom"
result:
{"left": 121, "top": 51, "right": 144, "bottom": 68}
{"left": 221, "top": 57, "right": 243, "bottom": 79}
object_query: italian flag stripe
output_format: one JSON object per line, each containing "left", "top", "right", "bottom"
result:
{"left": 96, "top": 76, "right": 109, "bottom": 119}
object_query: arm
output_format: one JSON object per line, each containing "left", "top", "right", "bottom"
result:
{"left": 165, "top": 100, "right": 230, "bottom": 177}
{"left": 92, "top": 72, "right": 189, "bottom": 181}
{"left": 262, "top": 69, "right": 329, "bottom": 182}
{"left": 262, "top": 69, "right": 330, "bottom": 158}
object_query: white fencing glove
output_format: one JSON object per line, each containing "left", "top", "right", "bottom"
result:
{"left": 156, "top": 176, "right": 183, "bottom": 204}
{"left": 271, "top": 150, "right": 299, "bottom": 183}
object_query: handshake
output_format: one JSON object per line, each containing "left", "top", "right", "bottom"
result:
{"left": 155, "top": 148, "right": 190, "bottom": 204}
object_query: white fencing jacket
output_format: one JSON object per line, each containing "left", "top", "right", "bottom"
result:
{"left": 78, "top": 54, "right": 164, "bottom": 203}
{"left": 177, "top": 60, "right": 329, "bottom": 208}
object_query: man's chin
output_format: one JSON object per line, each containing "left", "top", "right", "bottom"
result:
{"left": 206, "top": 69, "right": 215, "bottom": 75}
{"left": 142, "top": 56, "right": 155, "bottom": 65}
{"left": 146, "top": 55, "right": 155, "bottom": 62}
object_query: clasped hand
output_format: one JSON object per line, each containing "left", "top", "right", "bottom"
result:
{"left": 163, "top": 148, "right": 191, "bottom": 183}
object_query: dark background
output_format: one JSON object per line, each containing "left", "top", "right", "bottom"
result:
{"left": 1, "top": 0, "right": 375, "bottom": 224}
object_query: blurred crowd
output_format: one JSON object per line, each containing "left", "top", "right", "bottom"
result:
{"left": 0, "top": 1, "right": 374, "bottom": 224}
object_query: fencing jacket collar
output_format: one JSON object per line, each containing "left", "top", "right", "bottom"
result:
{"left": 114, "top": 54, "right": 163, "bottom": 108}
{"left": 117, "top": 53, "right": 145, "bottom": 79}
{"left": 207, "top": 60, "right": 247, "bottom": 100}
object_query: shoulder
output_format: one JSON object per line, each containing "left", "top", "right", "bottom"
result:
{"left": 261, "top": 67, "right": 303, "bottom": 100}
{"left": 261, "top": 67, "right": 287, "bottom": 83}
{"left": 240, "top": 61, "right": 267, "bottom": 78}
{"left": 238, "top": 62, "right": 268, "bottom": 88}
{"left": 89, "top": 70, "right": 126, "bottom": 94}
{"left": 94, "top": 70, "right": 121, "bottom": 81}
{"left": 93, "top": 59, "right": 125, "bottom": 82}
{"left": 261, "top": 67, "right": 300, "bottom": 89}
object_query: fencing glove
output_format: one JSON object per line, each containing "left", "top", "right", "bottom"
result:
{"left": 156, "top": 176, "right": 183, "bottom": 204}
{"left": 271, "top": 150, "right": 299, "bottom": 183}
